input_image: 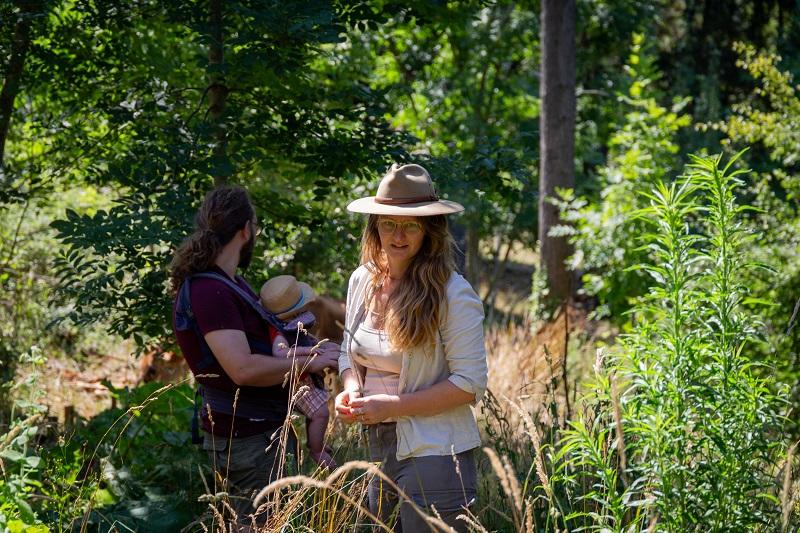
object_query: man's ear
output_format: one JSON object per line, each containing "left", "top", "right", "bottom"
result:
{"left": 240, "top": 222, "right": 251, "bottom": 240}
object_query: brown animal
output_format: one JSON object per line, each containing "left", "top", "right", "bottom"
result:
{"left": 137, "top": 348, "right": 189, "bottom": 385}
{"left": 306, "top": 295, "right": 346, "bottom": 344}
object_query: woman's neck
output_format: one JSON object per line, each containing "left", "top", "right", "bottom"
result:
{"left": 386, "top": 259, "right": 408, "bottom": 280}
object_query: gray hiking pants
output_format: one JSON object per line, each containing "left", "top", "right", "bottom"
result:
{"left": 366, "top": 422, "right": 477, "bottom": 532}
{"left": 203, "top": 428, "right": 297, "bottom": 526}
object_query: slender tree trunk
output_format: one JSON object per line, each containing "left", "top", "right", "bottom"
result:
{"left": 450, "top": 219, "right": 468, "bottom": 274}
{"left": 208, "top": 0, "right": 228, "bottom": 186}
{"left": 0, "top": 11, "right": 32, "bottom": 167}
{"left": 538, "top": 0, "right": 576, "bottom": 304}
{"left": 464, "top": 222, "right": 481, "bottom": 288}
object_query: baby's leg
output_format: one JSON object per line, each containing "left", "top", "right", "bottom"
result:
{"left": 306, "top": 401, "right": 336, "bottom": 469}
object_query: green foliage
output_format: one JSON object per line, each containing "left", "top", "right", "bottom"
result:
{"left": 713, "top": 43, "right": 800, "bottom": 436}
{"left": 553, "top": 153, "right": 788, "bottom": 531}
{"left": 556, "top": 33, "right": 691, "bottom": 320}
{"left": 34, "top": 382, "right": 206, "bottom": 531}
{"left": 0, "top": 190, "right": 118, "bottom": 423}
{"left": 0, "top": 201, "right": 52, "bottom": 419}
{"left": 0, "top": 415, "right": 49, "bottom": 531}
{"left": 653, "top": 0, "right": 800, "bottom": 133}
{"left": 722, "top": 43, "right": 800, "bottom": 166}
{"left": 5, "top": 349, "right": 208, "bottom": 531}
{"left": 0, "top": 351, "right": 50, "bottom": 531}
{"left": 2, "top": 0, "right": 414, "bottom": 345}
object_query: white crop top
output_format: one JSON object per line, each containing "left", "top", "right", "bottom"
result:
{"left": 350, "top": 322, "right": 402, "bottom": 398}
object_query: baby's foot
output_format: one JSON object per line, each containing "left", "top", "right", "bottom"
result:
{"left": 309, "top": 448, "right": 337, "bottom": 469}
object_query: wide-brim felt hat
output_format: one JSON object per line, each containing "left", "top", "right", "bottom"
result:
{"left": 347, "top": 163, "right": 464, "bottom": 216}
{"left": 260, "top": 275, "right": 317, "bottom": 320}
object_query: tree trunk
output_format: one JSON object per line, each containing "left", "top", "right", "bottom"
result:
{"left": 450, "top": 219, "right": 468, "bottom": 274}
{"left": 208, "top": 0, "right": 228, "bottom": 186}
{"left": 0, "top": 11, "right": 32, "bottom": 167}
{"left": 465, "top": 222, "right": 481, "bottom": 288}
{"left": 538, "top": 0, "right": 576, "bottom": 304}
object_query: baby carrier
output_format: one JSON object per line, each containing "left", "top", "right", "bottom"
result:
{"left": 174, "top": 271, "right": 306, "bottom": 442}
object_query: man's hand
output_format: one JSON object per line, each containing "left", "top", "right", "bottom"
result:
{"left": 307, "top": 349, "right": 338, "bottom": 374}
{"left": 348, "top": 394, "right": 400, "bottom": 425}
{"left": 317, "top": 341, "right": 340, "bottom": 352}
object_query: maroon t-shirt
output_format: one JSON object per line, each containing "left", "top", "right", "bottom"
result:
{"left": 172, "top": 267, "right": 290, "bottom": 438}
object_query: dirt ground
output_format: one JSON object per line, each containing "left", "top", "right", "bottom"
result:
{"left": 27, "top": 342, "right": 144, "bottom": 423}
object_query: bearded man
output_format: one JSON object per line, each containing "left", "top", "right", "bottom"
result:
{"left": 169, "top": 185, "right": 338, "bottom": 528}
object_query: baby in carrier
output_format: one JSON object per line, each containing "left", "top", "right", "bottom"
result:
{"left": 260, "top": 275, "right": 336, "bottom": 468}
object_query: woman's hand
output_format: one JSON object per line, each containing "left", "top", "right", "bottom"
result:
{"left": 334, "top": 388, "right": 362, "bottom": 424}
{"left": 348, "top": 394, "right": 400, "bottom": 425}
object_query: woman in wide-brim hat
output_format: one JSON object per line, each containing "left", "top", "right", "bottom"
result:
{"left": 335, "top": 163, "right": 488, "bottom": 532}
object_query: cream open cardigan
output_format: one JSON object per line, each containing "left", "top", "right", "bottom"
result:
{"left": 339, "top": 264, "right": 488, "bottom": 460}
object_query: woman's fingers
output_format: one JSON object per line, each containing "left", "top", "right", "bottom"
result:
{"left": 336, "top": 407, "right": 357, "bottom": 423}
{"left": 349, "top": 396, "right": 365, "bottom": 407}
{"left": 334, "top": 390, "right": 351, "bottom": 407}
{"left": 334, "top": 389, "right": 368, "bottom": 424}
{"left": 334, "top": 390, "right": 360, "bottom": 423}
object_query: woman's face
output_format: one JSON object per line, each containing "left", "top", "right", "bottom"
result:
{"left": 376, "top": 215, "right": 426, "bottom": 268}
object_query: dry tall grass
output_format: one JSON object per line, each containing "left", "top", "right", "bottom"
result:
{"left": 194, "top": 312, "right": 610, "bottom": 532}
{"left": 483, "top": 305, "right": 598, "bottom": 431}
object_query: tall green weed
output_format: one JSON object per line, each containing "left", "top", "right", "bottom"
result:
{"left": 552, "top": 152, "right": 788, "bottom": 531}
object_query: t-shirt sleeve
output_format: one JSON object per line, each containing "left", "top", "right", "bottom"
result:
{"left": 268, "top": 325, "right": 282, "bottom": 343}
{"left": 192, "top": 280, "right": 246, "bottom": 334}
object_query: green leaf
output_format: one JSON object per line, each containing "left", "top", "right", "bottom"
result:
{"left": 0, "top": 449, "right": 25, "bottom": 462}
{"left": 14, "top": 496, "right": 35, "bottom": 523}
{"left": 93, "top": 487, "right": 117, "bottom": 506}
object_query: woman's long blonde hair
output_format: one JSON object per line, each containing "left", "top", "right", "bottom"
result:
{"left": 360, "top": 214, "right": 456, "bottom": 351}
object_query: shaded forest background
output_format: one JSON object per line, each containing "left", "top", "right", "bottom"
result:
{"left": 3, "top": 0, "right": 800, "bottom": 530}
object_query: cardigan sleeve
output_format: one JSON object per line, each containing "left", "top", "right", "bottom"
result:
{"left": 441, "top": 274, "right": 488, "bottom": 403}
{"left": 339, "top": 266, "right": 362, "bottom": 375}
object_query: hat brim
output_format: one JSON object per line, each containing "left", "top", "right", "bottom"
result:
{"left": 275, "top": 282, "right": 317, "bottom": 320}
{"left": 346, "top": 197, "right": 464, "bottom": 216}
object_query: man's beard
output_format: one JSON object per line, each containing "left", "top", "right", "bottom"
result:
{"left": 238, "top": 233, "right": 255, "bottom": 269}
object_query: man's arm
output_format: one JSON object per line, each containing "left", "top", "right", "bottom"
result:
{"left": 205, "top": 329, "right": 337, "bottom": 387}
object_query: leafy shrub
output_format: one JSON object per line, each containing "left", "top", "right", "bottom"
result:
{"left": 39, "top": 382, "right": 206, "bottom": 531}
{"left": 0, "top": 190, "right": 118, "bottom": 424}
{"left": 712, "top": 43, "right": 800, "bottom": 436}
{"left": 551, "top": 152, "right": 789, "bottom": 531}
{"left": 0, "top": 380, "right": 208, "bottom": 531}
{"left": 555, "top": 33, "right": 691, "bottom": 321}
{"left": 0, "top": 413, "right": 49, "bottom": 531}
{"left": 468, "top": 153, "right": 792, "bottom": 533}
